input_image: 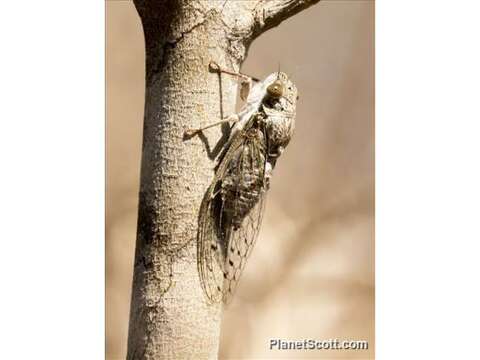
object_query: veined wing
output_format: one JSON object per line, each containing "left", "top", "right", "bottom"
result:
{"left": 221, "top": 190, "right": 267, "bottom": 304}
{"left": 197, "top": 118, "right": 268, "bottom": 304}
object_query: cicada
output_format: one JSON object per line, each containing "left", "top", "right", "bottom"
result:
{"left": 185, "top": 61, "right": 299, "bottom": 304}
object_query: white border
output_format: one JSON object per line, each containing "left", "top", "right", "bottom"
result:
{"left": 377, "top": 1, "right": 480, "bottom": 359}
{"left": 0, "top": 1, "right": 105, "bottom": 359}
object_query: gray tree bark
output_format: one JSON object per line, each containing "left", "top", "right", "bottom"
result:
{"left": 127, "top": 1, "right": 320, "bottom": 359}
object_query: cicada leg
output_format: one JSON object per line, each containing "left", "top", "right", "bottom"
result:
{"left": 209, "top": 61, "right": 259, "bottom": 83}
{"left": 209, "top": 61, "right": 259, "bottom": 101}
{"left": 263, "top": 161, "right": 273, "bottom": 190}
{"left": 184, "top": 114, "right": 240, "bottom": 138}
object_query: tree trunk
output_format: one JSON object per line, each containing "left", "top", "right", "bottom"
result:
{"left": 127, "top": 1, "right": 320, "bottom": 359}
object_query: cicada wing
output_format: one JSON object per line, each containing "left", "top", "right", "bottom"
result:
{"left": 220, "top": 129, "right": 269, "bottom": 304}
{"left": 222, "top": 191, "right": 267, "bottom": 304}
{"left": 197, "top": 130, "right": 253, "bottom": 303}
{"left": 198, "top": 117, "right": 269, "bottom": 304}
{"left": 197, "top": 184, "right": 225, "bottom": 303}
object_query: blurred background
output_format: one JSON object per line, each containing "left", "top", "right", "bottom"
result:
{"left": 107, "top": 1, "right": 374, "bottom": 359}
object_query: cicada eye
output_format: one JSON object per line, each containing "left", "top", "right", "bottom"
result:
{"left": 267, "top": 80, "right": 284, "bottom": 99}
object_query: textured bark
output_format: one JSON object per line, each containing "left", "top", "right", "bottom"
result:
{"left": 127, "top": 1, "right": 320, "bottom": 359}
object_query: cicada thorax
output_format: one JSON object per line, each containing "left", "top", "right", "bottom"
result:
{"left": 261, "top": 95, "right": 296, "bottom": 154}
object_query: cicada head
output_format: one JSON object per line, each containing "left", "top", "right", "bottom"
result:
{"left": 266, "top": 80, "right": 284, "bottom": 99}
{"left": 264, "top": 71, "right": 298, "bottom": 113}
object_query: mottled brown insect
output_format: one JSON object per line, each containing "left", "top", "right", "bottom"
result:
{"left": 186, "top": 62, "right": 298, "bottom": 303}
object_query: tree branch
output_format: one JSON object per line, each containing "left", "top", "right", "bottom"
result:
{"left": 252, "top": 0, "right": 321, "bottom": 38}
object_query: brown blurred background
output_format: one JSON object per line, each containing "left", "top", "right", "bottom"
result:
{"left": 106, "top": 1, "right": 374, "bottom": 359}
